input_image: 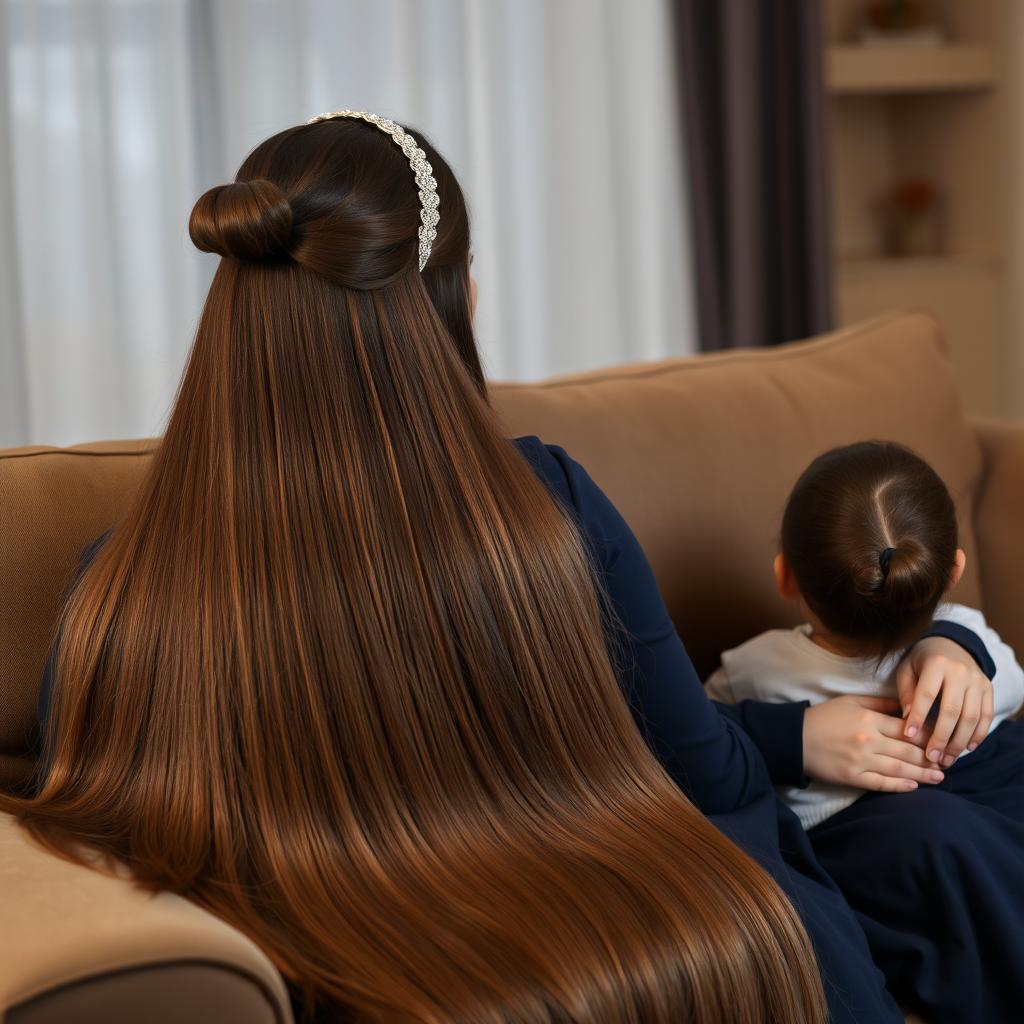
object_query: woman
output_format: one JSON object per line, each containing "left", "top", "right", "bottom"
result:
{"left": 4, "top": 113, "right": 989, "bottom": 1022}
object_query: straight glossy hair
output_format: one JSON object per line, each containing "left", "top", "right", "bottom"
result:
{"left": 782, "top": 440, "right": 959, "bottom": 657}
{"left": 6, "top": 118, "right": 825, "bottom": 1023}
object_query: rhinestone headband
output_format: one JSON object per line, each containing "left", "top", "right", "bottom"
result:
{"left": 306, "top": 110, "right": 440, "bottom": 272}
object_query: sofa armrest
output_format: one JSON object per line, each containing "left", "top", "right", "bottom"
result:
{"left": 0, "top": 813, "right": 292, "bottom": 1024}
{"left": 969, "top": 418, "right": 1024, "bottom": 663}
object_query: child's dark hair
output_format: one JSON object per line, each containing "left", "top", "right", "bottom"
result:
{"left": 781, "top": 441, "right": 959, "bottom": 657}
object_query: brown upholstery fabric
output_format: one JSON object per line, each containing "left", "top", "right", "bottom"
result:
{"left": 0, "top": 440, "right": 156, "bottom": 791}
{"left": 490, "top": 309, "right": 985, "bottom": 678}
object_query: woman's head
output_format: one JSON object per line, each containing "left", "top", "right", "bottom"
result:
{"left": 779, "top": 441, "right": 963, "bottom": 656}
{"left": 189, "top": 112, "right": 483, "bottom": 388}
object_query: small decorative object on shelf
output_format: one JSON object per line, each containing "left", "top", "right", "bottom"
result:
{"left": 859, "top": 0, "right": 943, "bottom": 47}
{"left": 880, "top": 179, "right": 942, "bottom": 257}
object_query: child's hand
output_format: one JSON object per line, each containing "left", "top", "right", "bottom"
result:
{"left": 803, "top": 695, "right": 945, "bottom": 792}
{"left": 895, "top": 637, "right": 995, "bottom": 769}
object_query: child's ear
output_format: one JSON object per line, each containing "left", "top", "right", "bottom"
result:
{"left": 948, "top": 548, "right": 967, "bottom": 589}
{"left": 774, "top": 553, "right": 800, "bottom": 601}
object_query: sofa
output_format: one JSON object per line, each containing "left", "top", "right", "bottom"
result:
{"left": 1, "top": 309, "right": 1020, "bottom": 1022}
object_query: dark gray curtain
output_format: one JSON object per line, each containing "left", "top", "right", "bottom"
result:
{"left": 675, "top": 0, "right": 832, "bottom": 350}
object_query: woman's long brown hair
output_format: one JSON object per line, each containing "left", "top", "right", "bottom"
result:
{"left": 5, "top": 118, "right": 826, "bottom": 1023}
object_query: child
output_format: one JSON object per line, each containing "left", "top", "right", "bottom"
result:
{"left": 705, "top": 440, "right": 1024, "bottom": 830}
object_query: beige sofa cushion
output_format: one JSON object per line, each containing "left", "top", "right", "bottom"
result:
{"left": 490, "top": 310, "right": 984, "bottom": 679}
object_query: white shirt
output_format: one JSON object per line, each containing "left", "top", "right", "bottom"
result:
{"left": 705, "top": 603, "right": 1024, "bottom": 829}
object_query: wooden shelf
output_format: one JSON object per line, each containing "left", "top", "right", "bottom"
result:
{"left": 838, "top": 256, "right": 999, "bottom": 279}
{"left": 827, "top": 45, "right": 997, "bottom": 93}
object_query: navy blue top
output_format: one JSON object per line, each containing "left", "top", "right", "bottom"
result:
{"left": 37, "top": 435, "right": 994, "bottom": 811}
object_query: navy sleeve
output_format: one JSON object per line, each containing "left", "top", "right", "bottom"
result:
{"left": 714, "top": 699, "right": 811, "bottom": 789}
{"left": 514, "top": 437, "right": 773, "bottom": 815}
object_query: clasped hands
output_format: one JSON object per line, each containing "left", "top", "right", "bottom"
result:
{"left": 803, "top": 637, "right": 994, "bottom": 793}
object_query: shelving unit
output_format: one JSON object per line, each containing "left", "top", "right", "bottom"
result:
{"left": 839, "top": 256, "right": 998, "bottom": 277}
{"left": 827, "top": 44, "right": 997, "bottom": 93}
{"left": 824, "top": 1, "right": 1006, "bottom": 415}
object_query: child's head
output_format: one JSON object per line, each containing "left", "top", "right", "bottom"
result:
{"left": 777, "top": 441, "right": 965, "bottom": 657}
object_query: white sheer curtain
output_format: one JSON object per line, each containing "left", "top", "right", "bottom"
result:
{"left": 1, "top": 0, "right": 697, "bottom": 447}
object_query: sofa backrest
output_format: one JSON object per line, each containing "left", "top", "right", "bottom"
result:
{"left": 0, "top": 310, "right": 985, "bottom": 792}
{"left": 490, "top": 310, "right": 984, "bottom": 677}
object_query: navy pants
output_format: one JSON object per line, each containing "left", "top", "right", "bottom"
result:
{"left": 714, "top": 793, "right": 904, "bottom": 1024}
{"left": 809, "top": 719, "right": 1024, "bottom": 1024}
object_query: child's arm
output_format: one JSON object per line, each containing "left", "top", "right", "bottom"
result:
{"left": 897, "top": 604, "right": 1023, "bottom": 768}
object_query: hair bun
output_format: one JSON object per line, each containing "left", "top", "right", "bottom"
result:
{"left": 853, "top": 539, "right": 933, "bottom": 609}
{"left": 189, "top": 179, "right": 294, "bottom": 261}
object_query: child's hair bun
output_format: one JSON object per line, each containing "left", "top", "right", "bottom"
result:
{"left": 189, "top": 179, "right": 294, "bottom": 262}
{"left": 852, "top": 539, "right": 934, "bottom": 610}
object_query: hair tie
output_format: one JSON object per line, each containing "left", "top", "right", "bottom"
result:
{"left": 879, "top": 547, "right": 896, "bottom": 574}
